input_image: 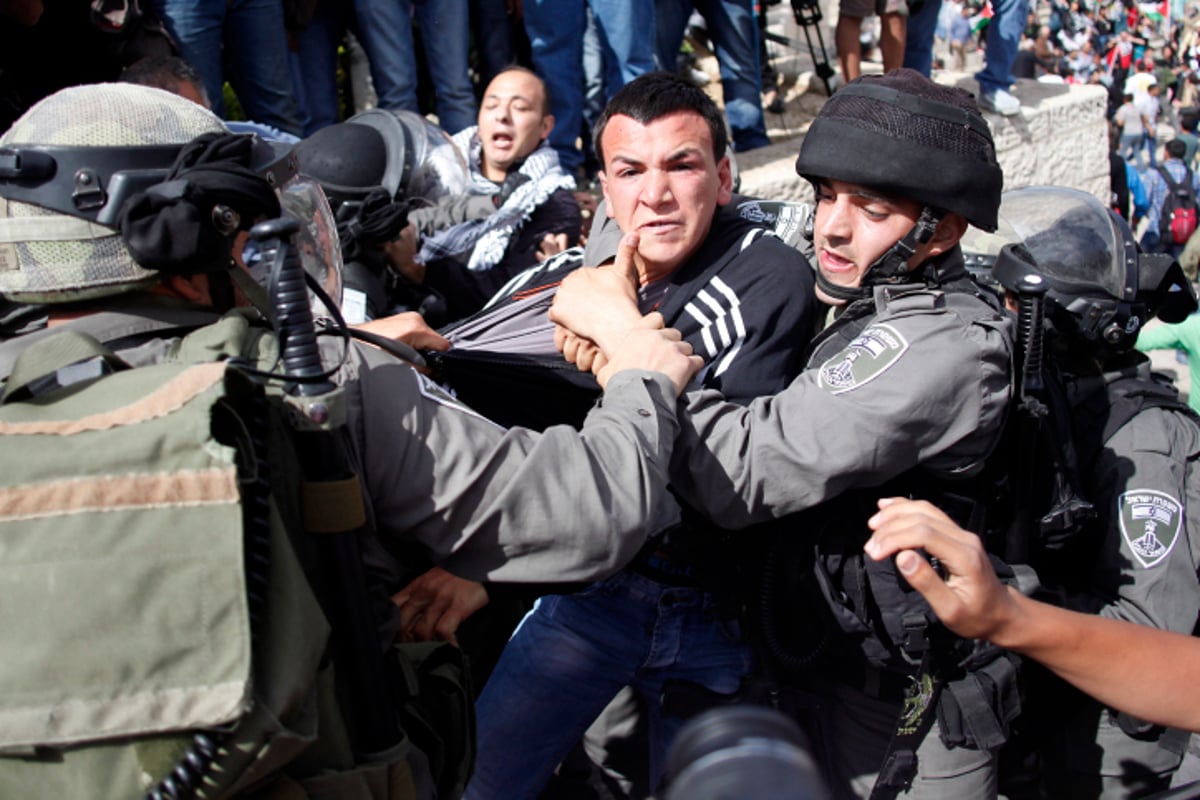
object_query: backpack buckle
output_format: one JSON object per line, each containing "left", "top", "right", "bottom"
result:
{"left": 901, "top": 613, "right": 930, "bottom": 655}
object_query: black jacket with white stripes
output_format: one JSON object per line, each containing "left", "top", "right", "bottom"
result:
{"left": 437, "top": 201, "right": 820, "bottom": 415}
{"left": 434, "top": 202, "right": 821, "bottom": 588}
{"left": 647, "top": 204, "right": 819, "bottom": 404}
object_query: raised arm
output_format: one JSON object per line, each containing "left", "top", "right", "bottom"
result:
{"left": 864, "top": 498, "right": 1200, "bottom": 733}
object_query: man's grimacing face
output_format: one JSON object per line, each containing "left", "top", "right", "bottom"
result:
{"left": 598, "top": 110, "right": 732, "bottom": 282}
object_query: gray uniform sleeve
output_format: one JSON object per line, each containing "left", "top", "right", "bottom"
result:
{"left": 1084, "top": 408, "right": 1200, "bottom": 633}
{"left": 670, "top": 301, "right": 1013, "bottom": 529}
{"left": 350, "top": 362, "right": 679, "bottom": 583}
{"left": 407, "top": 194, "right": 496, "bottom": 238}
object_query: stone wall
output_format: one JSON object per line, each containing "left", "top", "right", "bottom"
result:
{"left": 735, "top": 76, "right": 1112, "bottom": 209}
{"left": 967, "top": 78, "right": 1111, "bottom": 201}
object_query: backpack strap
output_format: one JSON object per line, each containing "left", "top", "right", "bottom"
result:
{"left": 1158, "top": 164, "right": 1198, "bottom": 200}
{"left": 2, "top": 329, "right": 130, "bottom": 403}
{"left": 869, "top": 655, "right": 944, "bottom": 800}
{"left": 1156, "top": 165, "right": 1199, "bottom": 238}
{"left": 1157, "top": 164, "right": 1180, "bottom": 191}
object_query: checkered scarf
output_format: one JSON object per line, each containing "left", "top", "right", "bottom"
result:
{"left": 417, "top": 126, "right": 575, "bottom": 271}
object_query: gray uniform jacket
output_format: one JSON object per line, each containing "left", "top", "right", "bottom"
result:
{"left": 1070, "top": 365, "right": 1200, "bottom": 631}
{"left": 345, "top": 340, "right": 676, "bottom": 583}
{"left": 0, "top": 300, "right": 680, "bottom": 585}
{"left": 1041, "top": 360, "right": 1200, "bottom": 786}
{"left": 668, "top": 254, "right": 1015, "bottom": 529}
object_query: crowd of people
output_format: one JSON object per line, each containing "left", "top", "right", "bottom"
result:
{"left": 0, "top": 2, "right": 1199, "bottom": 800}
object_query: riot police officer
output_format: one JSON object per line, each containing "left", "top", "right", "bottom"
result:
{"left": 970, "top": 186, "right": 1200, "bottom": 799}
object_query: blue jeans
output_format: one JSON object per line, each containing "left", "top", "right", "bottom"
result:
{"left": 1121, "top": 131, "right": 1147, "bottom": 172}
{"left": 524, "top": 0, "right": 657, "bottom": 171}
{"left": 656, "top": 0, "right": 771, "bottom": 152}
{"left": 152, "top": 0, "right": 304, "bottom": 136}
{"left": 466, "top": 570, "right": 754, "bottom": 800}
{"left": 1145, "top": 132, "right": 1159, "bottom": 169}
{"left": 903, "top": 0, "right": 943, "bottom": 76}
{"left": 290, "top": 1, "right": 347, "bottom": 135}
{"left": 469, "top": 0, "right": 516, "bottom": 87}
{"left": 353, "top": 0, "right": 477, "bottom": 134}
{"left": 582, "top": 6, "right": 608, "bottom": 132}
{"left": 974, "top": 0, "right": 1029, "bottom": 93}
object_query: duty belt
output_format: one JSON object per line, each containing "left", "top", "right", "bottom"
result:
{"left": 629, "top": 546, "right": 700, "bottom": 587}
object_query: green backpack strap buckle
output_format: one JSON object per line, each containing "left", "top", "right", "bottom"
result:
{"left": 4, "top": 329, "right": 131, "bottom": 403}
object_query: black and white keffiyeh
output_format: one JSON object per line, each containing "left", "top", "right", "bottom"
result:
{"left": 417, "top": 126, "right": 576, "bottom": 271}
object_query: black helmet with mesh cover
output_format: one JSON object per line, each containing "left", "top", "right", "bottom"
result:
{"left": 795, "top": 69, "right": 1003, "bottom": 232}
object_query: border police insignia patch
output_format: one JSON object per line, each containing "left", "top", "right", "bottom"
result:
{"left": 1118, "top": 490, "right": 1183, "bottom": 568}
{"left": 817, "top": 324, "right": 910, "bottom": 394}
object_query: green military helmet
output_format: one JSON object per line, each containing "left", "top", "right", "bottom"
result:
{"left": 795, "top": 68, "right": 1003, "bottom": 233}
{"left": 0, "top": 83, "right": 227, "bottom": 304}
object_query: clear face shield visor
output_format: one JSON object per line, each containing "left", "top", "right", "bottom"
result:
{"left": 961, "top": 186, "right": 1132, "bottom": 300}
{"left": 241, "top": 175, "right": 345, "bottom": 322}
{"left": 960, "top": 185, "right": 1197, "bottom": 345}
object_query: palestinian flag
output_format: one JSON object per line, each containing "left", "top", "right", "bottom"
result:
{"left": 1139, "top": 0, "right": 1168, "bottom": 21}
{"left": 970, "top": 1, "right": 993, "bottom": 34}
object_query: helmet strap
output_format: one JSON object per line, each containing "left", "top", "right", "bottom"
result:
{"left": 813, "top": 207, "right": 945, "bottom": 304}
{"left": 815, "top": 268, "right": 871, "bottom": 303}
{"left": 870, "top": 207, "right": 944, "bottom": 284}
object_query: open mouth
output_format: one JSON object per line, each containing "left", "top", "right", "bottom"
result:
{"left": 819, "top": 248, "right": 858, "bottom": 276}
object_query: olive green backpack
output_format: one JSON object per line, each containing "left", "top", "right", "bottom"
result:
{"left": 0, "top": 315, "right": 473, "bottom": 799}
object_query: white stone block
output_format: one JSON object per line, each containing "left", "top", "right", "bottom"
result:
{"left": 736, "top": 76, "right": 1112, "bottom": 207}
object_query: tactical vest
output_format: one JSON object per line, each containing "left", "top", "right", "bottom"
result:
{"left": 753, "top": 278, "right": 1028, "bottom": 797}
{"left": 0, "top": 313, "right": 472, "bottom": 800}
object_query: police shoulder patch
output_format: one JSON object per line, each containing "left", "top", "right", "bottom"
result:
{"left": 817, "top": 324, "right": 910, "bottom": 395}
{"left": 1117, "top": 489, "right": 1183, "bottom": 568}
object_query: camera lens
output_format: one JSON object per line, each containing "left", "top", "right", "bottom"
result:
{"left": 662, "top": 706, "right": 828, "bottom": 800}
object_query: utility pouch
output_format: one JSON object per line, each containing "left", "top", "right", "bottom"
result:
{"left": 392, "top": 641, "right": 475, "bottom": 800}
{"left": 936, "top": 651, "right": 1022, "bottom": 752}
{"left": 0, "top": 343, "right": 263, "bottom": 796}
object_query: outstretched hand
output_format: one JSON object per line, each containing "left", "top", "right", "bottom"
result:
{"left": 864, "top": 498, "right": 1019, "bottom": 643}
{"left": 355, "top": 311, "right": 450, "bottom": 352}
